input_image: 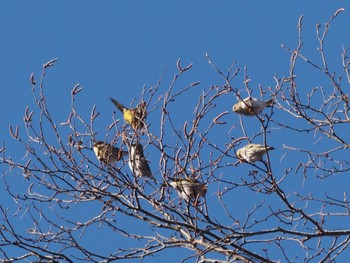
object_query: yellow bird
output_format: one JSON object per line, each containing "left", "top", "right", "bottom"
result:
{"left": 110, "top": 97, "right": 147, "bottom": 130}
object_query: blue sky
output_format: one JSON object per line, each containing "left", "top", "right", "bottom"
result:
{"left": 1, "top": 1, "right": 350, "bottom": 262}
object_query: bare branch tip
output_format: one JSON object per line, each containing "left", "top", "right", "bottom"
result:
{"left": 44, "top": 58, "right": 58, "bottom": 68}
{"left": 24, "top": 107, "right": 34, "bottom": 122}
{"left": 334, "top": 8, "right": 345, "bottom": 18}
{"left": 177, "top": 58, "right": 193, "bottom": 72}
{"left": 72, "top": 84, "right": 82, "bottom": 95}
{"left": 30, "top": 73, "right": 36, "bottom": 85}
{"left": 176, "top": 58, "right": 182, "bottom": 71}
{"left": 9, "top": 125, "right": 19, "bottom": 139}
{"left": 298, "top": 15, "right": 304, "bottom": 29}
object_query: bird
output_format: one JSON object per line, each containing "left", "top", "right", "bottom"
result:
{"left": 128, "top": 143, "right": 155, "bottom": 181}
{"left": 168, "top": 178, "right": 207, "bottom": 206}
{"left": 236, "top": 143, "right": 275, "bottom": 163}
{"left": 110, "top": 97, "right": 147, "bottom": 130}
{"left": 93, "top": 141, "right": 128, "bottom": 166}
{"left": 232, "top": 97, "right": 273, "bottom": 116}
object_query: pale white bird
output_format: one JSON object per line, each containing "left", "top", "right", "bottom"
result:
{"left": 236, "top": 143, "right": 275, "bottom": 163}
{"left": 232, "top": 97, "right": 273, "bottom": 116}
{"left": 93, "top": 141, "right": 128, "bottom": 166}
{"left": 168, "top": 178, "right": 207, "bottom": 206}
{"left": 128, "top": 143, "right": 156, "bottom": 181}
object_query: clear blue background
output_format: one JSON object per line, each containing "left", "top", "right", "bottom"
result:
{"left": 1, "top": 1, "right": 350, "bottom": 262}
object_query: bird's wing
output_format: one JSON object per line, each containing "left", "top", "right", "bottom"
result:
{"left": 246, "top": 144, "right": 257, "bottom": 149}
{"left": 139, "top": 158, "right": 153, "bottom": 177}
{"left": 251, "top": 144, "right": 266, "bottom": 152}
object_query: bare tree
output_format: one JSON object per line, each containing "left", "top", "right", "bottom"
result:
{"left": 1, "top": 8, "right": 349, "bottom": 262}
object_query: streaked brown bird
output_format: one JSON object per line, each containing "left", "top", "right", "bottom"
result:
{"left": 236, "top": 143, "right": 275, "bottom": 163}
{"left": 93, "top": 141, "right": 128, "bottom": 166}
{"left": 110, "top": 97, "right": 147, "bottom": 130}
{"left": 232, "top": 97, "right": 273, "bottom": 116}
{"left": 128, "top": 143, "right": 156, "bottom": 182}
{"left": 168, "top": 178, "right": 207, "bottom": 206}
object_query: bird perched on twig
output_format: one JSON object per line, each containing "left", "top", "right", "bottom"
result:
{"left": 168, "top": 178, "right": 207, "bottom": 206}
{"left": 232, "top": 97, "right": 273, "bottom": 116}
{"left": 93, "top": 141, "right": 128, "bottom": 166}
{"left": 128, "top": 143, "right": 156, "bottom": 182}
{"left": 110, "top": 97, "right": 147, "bottom": 130}
{"left": 236, "top": 143, "right": 275, "bottom": 163}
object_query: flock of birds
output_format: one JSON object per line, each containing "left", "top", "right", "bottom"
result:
{"left": 92, "top": 96, "right": 274, "bottom": 206}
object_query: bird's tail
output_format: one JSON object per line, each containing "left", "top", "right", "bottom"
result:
{"left": 117, "top": 150, "right": 129, "bottom": 161}
{"left": 110, "top": 97, "right": 127, "bottom": 113}
{"left": 266, "top": 99, "right": 274, "bottom": 107}
{"left": 120, "top": 150, "right": 129, "bottom": 157}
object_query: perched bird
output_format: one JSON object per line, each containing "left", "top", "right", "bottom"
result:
{"left": 236, "top": 143, "right": 275, "bottom": 163}
{"left": 110, "top": 97, "right": 146, "bottom": 130}
{"left": 168, "top": 178, "right": 207, "bottom": 206}
{"left": 128, "top": 143, "right": 155, "bottom": 181}
{"left": 232, "top": 97, "right": 273, "bottom": 116}
{"left": 93, "top": 141, "right": 128, "bottom": 166}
